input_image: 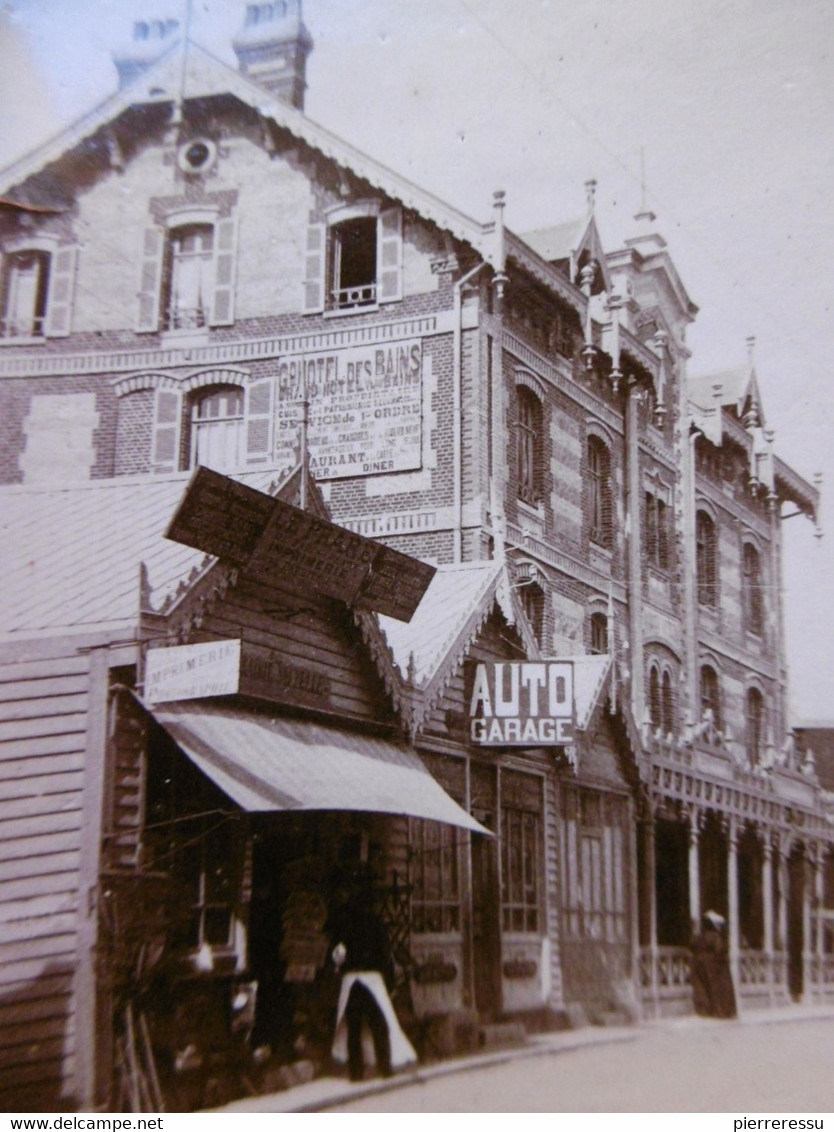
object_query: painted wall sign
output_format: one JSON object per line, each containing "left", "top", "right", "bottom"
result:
{"left": 166, "top": 468, "right": 436, "bottom": 622}
{"left": 145, "top": 639, "right": 241, "bottom": 704}
{"left": 239, "top": 642, "right": 332, "bottom": 712}
{"left": 468, "top": 661, "right": 575, "bottom": 746}
{"left": 274, "top": 339, "right": 422, "bottom": 479}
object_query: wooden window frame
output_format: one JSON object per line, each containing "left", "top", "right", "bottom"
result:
{"left": 188, "top": 384, "right": 246, "bottom": 472}
{"left": 743, "top": 542, "right": 764, "bottom": 636}
{"left": 696, "top": 509, "right": 718, "bottom": 607}
{"left": 588, "top": 435, "right": 612, "bottom": 548}
{"left": 501, "top": 805, "right": 541, "bottom": 934}
{"left": 700, "top": 664, "right": 722, "bottom": 730}
{"left": 746, "top": 687, "right": 766, "bottom": 765}
{"left": 590, "top": 611, "right": 608, "bottom": 654}
{"left": 516, "top": 386, "right": 543, "bottom": 506}
{"left": 409, "top": 818, "right": 461, "bottom": 934}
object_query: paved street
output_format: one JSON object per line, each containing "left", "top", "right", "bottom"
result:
{"left": 323, "top": 1017, "right": 834, "bottom": 1112}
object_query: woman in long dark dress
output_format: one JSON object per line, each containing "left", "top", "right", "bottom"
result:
{"left": 690, "top": 910, "right": 737, "bottom": 1018}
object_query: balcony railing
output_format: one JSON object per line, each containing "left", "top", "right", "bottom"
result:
{"left": 332, "top": 283, "right": 377, "bottom": 310}
{"left": 639, "top": 946, "right": 692, "bottom": 995}
{"left": 1, "top": 315, "right": 44, "bottom": 338}
{"left": 738, "top": 948, "right": 769, "bottom": 986}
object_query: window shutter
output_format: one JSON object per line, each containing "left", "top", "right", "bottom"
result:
{"left": 44, "top": 245, "right": 77, "bottom": 337}
{"left": 302, "top": 223, "right": 326, "bottom": 313}
{"left": 210, "top": 217, "right": 238, "bottom": 327}
{"left": 151, "top": 386, "right": 183, "bottom": 473}
{"left": 377, "top": 207, "right": 403, "bottom": 303}
{"left": 136, "top": 226, "right": 165, "bottom": 332}
{"left": 245, "top": 377, "right": 274, "bottom": 465}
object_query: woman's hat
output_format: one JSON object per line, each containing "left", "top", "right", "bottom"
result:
{"left": 704, "top": 909, "right": 725, "bottom": 926}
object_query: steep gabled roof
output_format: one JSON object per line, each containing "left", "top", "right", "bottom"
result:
{"left": 521, "top": 212, "right": 612, "bottom": 292}
{"left": 688, "top": 365, "right": 763, "bottom": 422}
{"left": 357, "top": 560, "right": 506, "bottom": 736}
{"left": 0, "top": 35, "right": 606, "bottom": 327}
{"left": 0, "top": 467, "right": 286, "bottom": 641}
{"left": 0, "top": 39, "right": 489, "bottom": 255}
{"left": 568, "top": 653, "right": 613, "bottom": 732}
{"left": 379, "top": 560, "right": 503, "bottom": 688}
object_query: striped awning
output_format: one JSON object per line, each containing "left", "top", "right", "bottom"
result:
{"left": 150, "top": 701, "right": 488, "bottom": 834}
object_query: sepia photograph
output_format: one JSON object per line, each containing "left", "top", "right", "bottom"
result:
{"left": 0, "top": 0, "right": 833, "bottom": 1117}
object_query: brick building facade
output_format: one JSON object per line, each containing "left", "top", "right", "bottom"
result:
{"left": 2, "top": 1, "right": 833, "bottom": 1111}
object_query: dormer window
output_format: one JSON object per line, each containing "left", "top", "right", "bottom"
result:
{"left": 303, "top": 205, "right": 403, "bottom": 315}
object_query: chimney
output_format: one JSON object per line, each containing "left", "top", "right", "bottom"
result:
{"left": 233, "top": 1, "right": 313, "bottom": 111}
{"left": 112, "top": 19, "right": 180, "bottom": 90}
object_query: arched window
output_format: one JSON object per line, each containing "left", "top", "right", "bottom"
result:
{"left": 519, "top": 581, "right": 545, "bottom": 647}
{"left": 516, "top": 386, "right": 543, "bottom": 505}
{"left": 743, "top": 542, "right": 764, "bottom": 635}
{"left": 590, "top": 611, "right": 608, "bottom": 654}
{"left": 746, "top": 687, "right": 765, "bottom": 764}
{"left": 696, "top": 509, "right": 718, "bottom": 607}
{"left": 648, "top": 665, "right": 662, "bottom": 731}
{"left": 189, "top": 385, "right": 245, "bottom": 471}
{"left": 700, "top": 664, "right": 722, "bottom": 730}
{"left": 645, "top": 490, "right": 670, "bottom": 569}
{"left": 661, "top": 669, "right": 675, "bottom": 735}
{"left": 588, "top": 435, "right": 612, "bottom": 547}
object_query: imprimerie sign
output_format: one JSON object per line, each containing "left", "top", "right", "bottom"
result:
{"left": 274, "top": 339, "right": 422, "bottom": 479}
{"left": 469, "top": 661, "right": 575, "bottom": 746}
{"left": 145, "top": 639, "right": 332, "bottom": 712}
{"left": 145, "top": 639, "right": 241, "bottom": 705}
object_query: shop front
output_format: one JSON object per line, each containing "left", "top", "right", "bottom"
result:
{"left": 101, "top": 691, "right": 484, "bottom": 1109}
{"left": 92, "top": 467, "right": 497, "bottom": 1108}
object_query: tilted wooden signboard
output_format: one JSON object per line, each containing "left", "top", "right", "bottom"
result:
{"left": 166, "top": 466, "right": 436, "bottom": 622}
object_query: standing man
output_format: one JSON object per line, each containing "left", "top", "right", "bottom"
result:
{"left": 329, "top": 877, "right": 416, "bottom": 1082}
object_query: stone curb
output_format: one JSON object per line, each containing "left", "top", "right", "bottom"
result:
{"left": 211, "top": 1004, "right": 834, "bottom": 1113}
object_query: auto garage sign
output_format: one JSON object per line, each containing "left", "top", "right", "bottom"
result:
{"left": 468, "top": 661, "right": 574, "bottom": 746}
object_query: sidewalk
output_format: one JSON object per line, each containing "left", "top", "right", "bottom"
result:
{"left": 211, "top": 1002, "right": 834, "bottom": 1114}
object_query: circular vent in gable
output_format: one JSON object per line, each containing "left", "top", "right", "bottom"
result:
{"left": 177, "top": 138, "right": 217, "bottom": 174}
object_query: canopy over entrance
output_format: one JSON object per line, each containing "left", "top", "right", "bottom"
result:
{"left": 149, "top": 701, "right": 488, "bottom": 834}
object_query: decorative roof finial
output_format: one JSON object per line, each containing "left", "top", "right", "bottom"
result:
{"left": 634, "top": 148, "right": 657, "bottom": 224}
{"left": 585, "top": 178, "right": 597, "bottom": 214}
{"left": 746, "top": 335, "right": 756, "bottom": 366}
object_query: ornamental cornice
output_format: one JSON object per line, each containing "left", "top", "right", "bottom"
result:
{"left": 0, "top": 312, "right": 454, "bottom": 379}
{"left": 638, "top": 432, "right": 677, "bottom": 472}
{"left": 647, "top": 751, "right": 834, "bottom": 842}
{"left": 697, "top": 623, "right": 778, "bottom": 679}
{"left": 506, "top": 524, "right": 627, "bottom": 603}
{"left": 694, "top": 475, "right": 771, "bottom": 538}
{"left": 502, "top": 331, "right": 624, "bottom": 436}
